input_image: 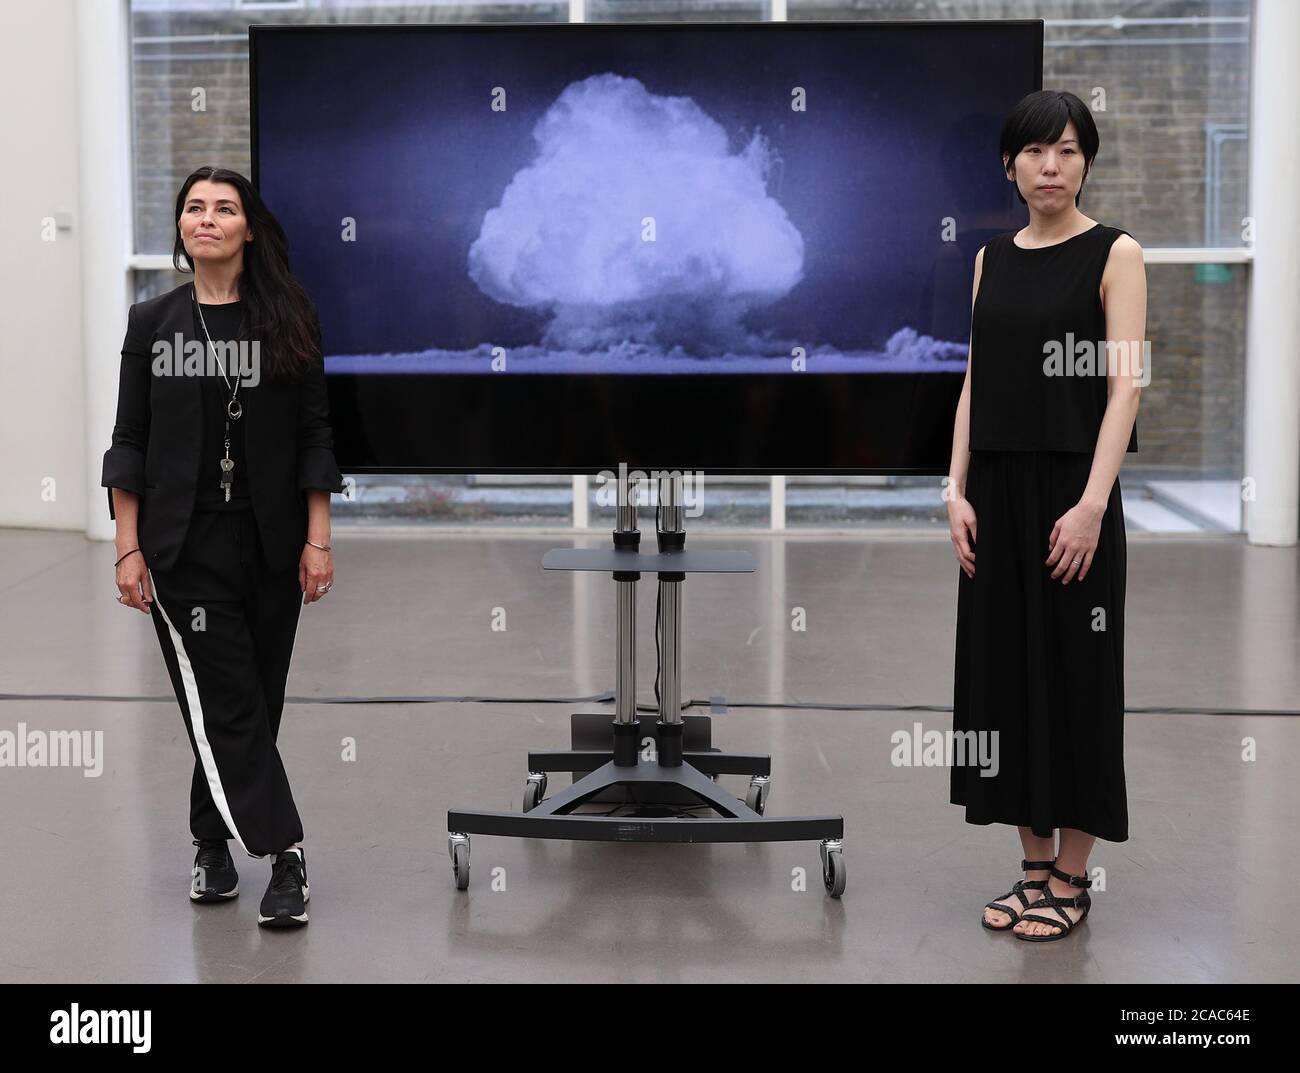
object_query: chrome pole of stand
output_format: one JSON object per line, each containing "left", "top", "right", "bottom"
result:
{"left": 657, "top": 472, "right": 684, "bottom": 728}
{"left": 614, "top": 473, "right": 639, "bottom": 727}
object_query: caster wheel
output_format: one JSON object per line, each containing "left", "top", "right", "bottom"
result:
{"left": 523, "top": 772, "right": 547, "bottom": 812}
{"left": 449, "top": 833, "right": 470, "bottom": 890}
{"left": 820, "top": 839, "right": 845, "bottom": 898}
{"left": 745, "top": 775, "right": 771, "bottom": 815}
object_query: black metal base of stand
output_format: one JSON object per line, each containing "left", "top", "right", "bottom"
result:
{"left": 447, "top": 711, "right": 845, "bottom": 896}
{"left": 565, "top": 711, "right": 717, "bottom": 805}
{"left": 450, "top": 758, "right": 840, "bottom": 840}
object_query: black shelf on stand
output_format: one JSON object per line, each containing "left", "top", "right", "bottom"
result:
{"left": 446, "top": 470, "right": 846, "bottom": 897}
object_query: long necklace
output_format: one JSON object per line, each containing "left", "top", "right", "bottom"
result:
{"left": 192, "top": 284, "right": 243, "bottom": 502}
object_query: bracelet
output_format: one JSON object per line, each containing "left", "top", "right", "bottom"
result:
{"left": 305, "top": 539, "right": 332, "bottom": 552}
{"left": 114, "top": 548, "right": 141, "bottom": 567}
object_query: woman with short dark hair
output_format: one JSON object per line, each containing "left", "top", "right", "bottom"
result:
{"left": 102, "top": 165, "right": 345, "bottom": 929}
{"left": 947, "top": 92, "right": 1145, "bottom": 941}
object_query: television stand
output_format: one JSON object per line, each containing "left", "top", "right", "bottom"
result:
{"left": 446, "top": 470, "right": 846, "bottom": 897}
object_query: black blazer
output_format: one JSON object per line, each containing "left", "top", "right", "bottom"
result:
{"left": 101, "top": 283, "right": 346, "bottom": 574}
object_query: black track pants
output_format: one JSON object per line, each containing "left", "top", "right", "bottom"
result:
{"left": 147, "top": 508, "right": 305, "bottom": 860}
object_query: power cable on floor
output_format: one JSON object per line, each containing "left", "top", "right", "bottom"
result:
{"left": 0, "top": 692, "right": 1296, "bottom": 717}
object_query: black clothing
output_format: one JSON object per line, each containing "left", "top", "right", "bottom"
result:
{"left": 969, "top": 223, "right": 1139, "bottom": 454}
{"left": 951, "top": 450, "right": 1129, "bottom": 842}
{"left": 102, "top": 281, "right": 343, "bottom": 860}
{"left": 148, "top": 510, "right": 304, "bottom": 859}
{"left": 952, "top": 223, "right": 1136, "bottom": 844}
{"left": 100, "top": 282, "right": 345, "bottom": 573}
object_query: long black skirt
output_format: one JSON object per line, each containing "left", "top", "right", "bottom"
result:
{"left": 951, "top": 449, "right": 1129, "bottom": 843}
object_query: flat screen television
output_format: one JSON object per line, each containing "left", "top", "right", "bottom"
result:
{"left": 250, "top": 20, "right": 1042, "bottom": 474}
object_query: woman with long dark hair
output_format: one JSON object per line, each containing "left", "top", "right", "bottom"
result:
{"left": 102, "top": 165, "right": 345, "bottom": 928}
{"left": 947, "top": 93, "right": 1145, "bottom": 941}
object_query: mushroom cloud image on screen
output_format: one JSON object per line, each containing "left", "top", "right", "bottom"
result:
{"left": 318, "top": 74, "right": 971, "bottom": 374}
{"left": 467, "top": 73, "right": 806, "bottom": 363}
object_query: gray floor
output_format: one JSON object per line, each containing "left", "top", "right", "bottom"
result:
{"left": 1, "top": 525, "right": 1297, "bottom": 983}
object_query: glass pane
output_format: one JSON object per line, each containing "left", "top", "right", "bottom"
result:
{"left": 335, "top": 474, "right": 575, "bottom": 526}
{"left": 789, "top": 0, "right": 1252, "bottom": 249}
{"left": 1117, "top": 259, "right": 1245, "bottom": 533}
{"left": 134, "top": 266, "right": 192, "bottom": 302}
{"left": 587, "top": 0, "right": 767, "bottom": 20}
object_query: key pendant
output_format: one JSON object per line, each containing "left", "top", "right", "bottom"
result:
{"left": 220, "top": 457, "right": 234, "bottom": 502}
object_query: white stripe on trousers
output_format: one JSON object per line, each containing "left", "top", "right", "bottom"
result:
{"left": 148, "top": 566, "right": 262, "bottom": 861}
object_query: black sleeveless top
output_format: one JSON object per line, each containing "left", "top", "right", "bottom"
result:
{"left": 969, "top": 222, "right": 1139, "bottom": 454}
{"left": 192, "top": 299, "right": 254, "bottom": 511}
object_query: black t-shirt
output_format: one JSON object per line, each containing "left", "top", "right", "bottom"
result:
{"left": 969, "top": 223, "right": 1139, "bottom": 453}
{"left": 192, "top": 299, "right": 254, "bottom": 511}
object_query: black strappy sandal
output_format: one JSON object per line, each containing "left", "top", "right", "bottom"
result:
{"left": 1013, "top": 864, "right": 1092, "bottom": 942}
{"left": 981, "top": 858, "right": 1056, "bottom": 931}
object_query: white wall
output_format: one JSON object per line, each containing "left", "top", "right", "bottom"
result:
{"left": 0, "top": 0, "right": 87, "bottom": 531}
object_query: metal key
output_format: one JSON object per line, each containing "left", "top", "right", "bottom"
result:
{"left": 220, "top": 457, "right": 234, "bottom": 502}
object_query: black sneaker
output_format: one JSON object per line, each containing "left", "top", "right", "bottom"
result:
{"left": 258, "top": 847, "right": 309, "bottom": 928}
{"left": 190, "top": 838, "right": 239, "bottom": 902}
